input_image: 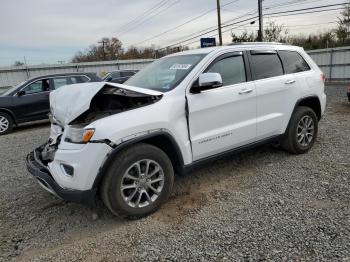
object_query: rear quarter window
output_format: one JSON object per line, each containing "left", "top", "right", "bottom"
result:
{"left": 278, "top": 50, "right": 311, "bottom": 74}
{"left": 250, "top": 52, "right": 284, "bottom": 80}
{"left": 120, "top": 71, "right": 135, "bottom": 77}
{"left": 53, "top": 77, "right": 69, "bottom": 89}
{"left": 70, "top": 75, "right": 90, "bottom": 84}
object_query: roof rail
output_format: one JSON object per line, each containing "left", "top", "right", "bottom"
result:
{"left": 228, "top": 42, "right": 290, "bottom": 46}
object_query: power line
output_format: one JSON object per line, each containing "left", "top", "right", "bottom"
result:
{"left": 165, "top": 6, "right": 259, "bottom": 47}
{"left": 264, "top": 0, "right": 315, "bottom": 10}
{"left": 115, "top": 0, "right": 171, "bottom": 34}
{"left": 157, "top": 3, "right": 347, "bottom": 50}
{"left": 158, "top": 15, "right": 258, "bottom": 50}
{"left": 118, "top": 0, "right": 181, "bottom": 36}
{"left": 130, "top": 0, "right": 241, "bottom": 46}
{"left": 266, "top": 7, "right": 344, "bottom": 18}
{"left": 231, "top": 21, "right": 337, "bottom": 30}
{"left": 265, "top": 2, "right": 348, "bottom": 16}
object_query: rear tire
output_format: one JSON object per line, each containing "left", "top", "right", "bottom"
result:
{"left": 0, "top": 112, "right": 13, "bottom": 135}
{"left": 281, "top": 106, "right": 318, "bottom": 154}
{"left": 101, "top": 143, "right": 174, "bottom": 219}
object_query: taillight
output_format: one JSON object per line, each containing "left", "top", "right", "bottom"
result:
{"left": 321, "top": 73, "right": 326, "bottom": 82}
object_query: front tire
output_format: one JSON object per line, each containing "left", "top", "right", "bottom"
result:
{"left": 282, "top": 106, "right": 318, "bottom": 154}
{"left": 101, "top": 143, "right": 174, "bottom": 219}
{"left": 0, "top": 112, "right": 13, "bottom": 135}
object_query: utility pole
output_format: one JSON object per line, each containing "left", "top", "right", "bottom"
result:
{"left": 98, "top": 39, "right": 107, "bottom": 60}
{"left": 23, "top": 56, "right": 30, "bottom": 79}
{"left": 217, "top": 0, "right": 223, "bottom": 46}
{"left": 258, "top": 0, "right": 263, "bottom": 42}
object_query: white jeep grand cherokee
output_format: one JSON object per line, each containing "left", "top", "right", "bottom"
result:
{"left": 26, "top": 43, "right": 327, "bottom": 219}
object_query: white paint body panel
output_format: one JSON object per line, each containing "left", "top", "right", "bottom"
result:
{"left": 45, "top": 44, "right": 326, "bottom": 191}
{"left": 188, "top": 81, "right": 257, "bottom": 161}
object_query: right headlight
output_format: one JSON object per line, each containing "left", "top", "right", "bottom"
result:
{"left": 65, "top": 127, "right": 95, "bottom": 144}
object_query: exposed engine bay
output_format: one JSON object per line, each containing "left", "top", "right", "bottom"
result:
{"left": 71, "top": 85, "right": 163, "bottom": 125}
{"left": 40, "top": 84, "right": 163, "bottom": 163}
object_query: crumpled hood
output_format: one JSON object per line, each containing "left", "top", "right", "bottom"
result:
{"left": 50, "top": 82, "right": 163, "bottom": 125}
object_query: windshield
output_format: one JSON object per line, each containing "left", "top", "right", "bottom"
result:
{"left": 1, "top": 81, "right": 26, "bottom": 96}
{"left": 125, "top": 54, "right": 206, "bottom": 92}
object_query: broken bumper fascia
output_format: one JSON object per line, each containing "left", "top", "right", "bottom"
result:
{"left": 26, "top": 148, "right": 97, "bottom": 206}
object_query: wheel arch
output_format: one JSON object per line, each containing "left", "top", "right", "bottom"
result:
{"left": 92, "top": 131, "right": 185, "bottom": 190}
{"left": 295, "top": 96, "right": 322, "bottom": 121}
{"left": 0, "top": 108, "right": 16, "bottom": 125}
{"left": 283, "top": 95, "right": 321, "bottom": 137}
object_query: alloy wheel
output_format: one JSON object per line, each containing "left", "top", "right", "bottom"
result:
{"left": 0, "top": 116, "right": 9, "bottom": 133}
{"left": 297, "top": 115, "right": 314, "bottom": 147}
{"left": 120, "top": 159, "right": 165, "bottom": 208}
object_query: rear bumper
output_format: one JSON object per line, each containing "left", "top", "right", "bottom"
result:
{"left": 26, "top": 148, "right": 96, "bottom": 206}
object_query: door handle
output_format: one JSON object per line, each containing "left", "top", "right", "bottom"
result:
{"left": 285, "top": 79, "right": 296, "bottom": 84}
{"left": 239, "top": 88, "right": 253, "bottom": 94}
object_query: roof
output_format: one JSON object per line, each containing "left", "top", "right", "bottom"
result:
{"left": 168, "top": 42, "right": 303, "bottom": 57}
{"left": 108, "top": 69, "right": 139, "bottom": 73}
{"left": 21, "top": 72, "right": 101, "bottom": 83}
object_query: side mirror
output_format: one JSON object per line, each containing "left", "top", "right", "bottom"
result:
{"left": 191, "top": 73, "right": 223, "bottom": 94}
{"left": 17, "top": 90, "right": 25, "bottom": 97}
{"left": 199, "top": 73, "right": 223, "bottom": 88}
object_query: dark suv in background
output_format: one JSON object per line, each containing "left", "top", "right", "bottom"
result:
{"left": 102, "top": 70, "right": 138, "bottom": 84}
{"left": 0, "top": 72, "right": 101, "bottom": 135}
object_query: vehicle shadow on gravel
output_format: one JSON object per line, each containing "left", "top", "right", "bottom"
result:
{"left": 150, "top": 143, "right": 286, "bottom": 223}
{"left": 26, "top": 142, "right": 285, "bottom": 225}
{"left": 12, "top": 120, "right": 50, "bottom": 134}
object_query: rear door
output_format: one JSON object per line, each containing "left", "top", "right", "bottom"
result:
{"left": 249, "top": 50, "right": 298, "bottom": 140}
{"left": 187, "top": 52, "right": 257, "bottom": 161}
{"left": 12, "top": 79, "right": 51, "bottom": 122}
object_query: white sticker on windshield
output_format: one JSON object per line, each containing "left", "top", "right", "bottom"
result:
{"left": 170, "top": 64, "right": 192, "bottom": 70}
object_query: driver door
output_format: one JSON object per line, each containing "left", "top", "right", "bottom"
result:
{"left": 187, "top": 52, "right": 257, "bottom": 161}
{"left": 13, "top": 78, "right": 51, "bottom": 122}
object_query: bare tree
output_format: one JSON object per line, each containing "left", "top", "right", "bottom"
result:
{"left": 231, "top": 30, "right": 257, "bottom": 42}
{"left": 264, "top": 21, "right": 288, "bottom": 42}
{"left": 336, "top": 1, "right": 350, "bottom": 44}
{"left": 72, "top": 37, "right": 123, "bottom": 62}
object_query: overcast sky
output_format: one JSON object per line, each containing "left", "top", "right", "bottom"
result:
{"left": 0, "top": 0, "right": 342, "bottom": 66}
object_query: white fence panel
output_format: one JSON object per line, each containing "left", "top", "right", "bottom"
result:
{"left": 1, "top": 46, "right": 350, "bottom": 91}
{"left": 308, "top": 46, "right": 350, "bottom": 82}
{"left": 0, "top": 59, "right": 154, "bottom": 90}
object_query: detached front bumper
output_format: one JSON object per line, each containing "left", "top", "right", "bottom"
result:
{"left": 26, "top": 148, "right": 97, "bottom": 206}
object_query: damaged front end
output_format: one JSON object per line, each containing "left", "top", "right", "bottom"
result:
{"left": 25, "top": 83, "right": 163, "bottom": 205}
{"left": 42, "top": 83, "right": 163, "bottom": 162}
{"left": 70, "top": 84, "right": 163, "bottom": 125}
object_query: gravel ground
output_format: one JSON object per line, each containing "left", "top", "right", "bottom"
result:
{"left": 0, "top": 84, "right": 349, "bottom": 261}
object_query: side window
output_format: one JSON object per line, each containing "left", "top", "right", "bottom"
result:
{"left": 278, "top": 50, "right": 311, "bottom": 74}
{"left": 121, "top": 71, "right": 135, "bottom": 77}
{"left": 24, "top": 79, "right": 49, "bottom": 94}
{"left": 110, "top": 72, "right": 121, "bottom": 79}
{"left": 207, "top": 55, "right": 246, "bottom": 86}
{"left": 250, "top": 52, "right": 284, "bottom": 80}
{"left": 70, "top": 75, "right": 89, "bottom": 84}
{"left": 53, "top": 77, "right": 69, "bottom": 89}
